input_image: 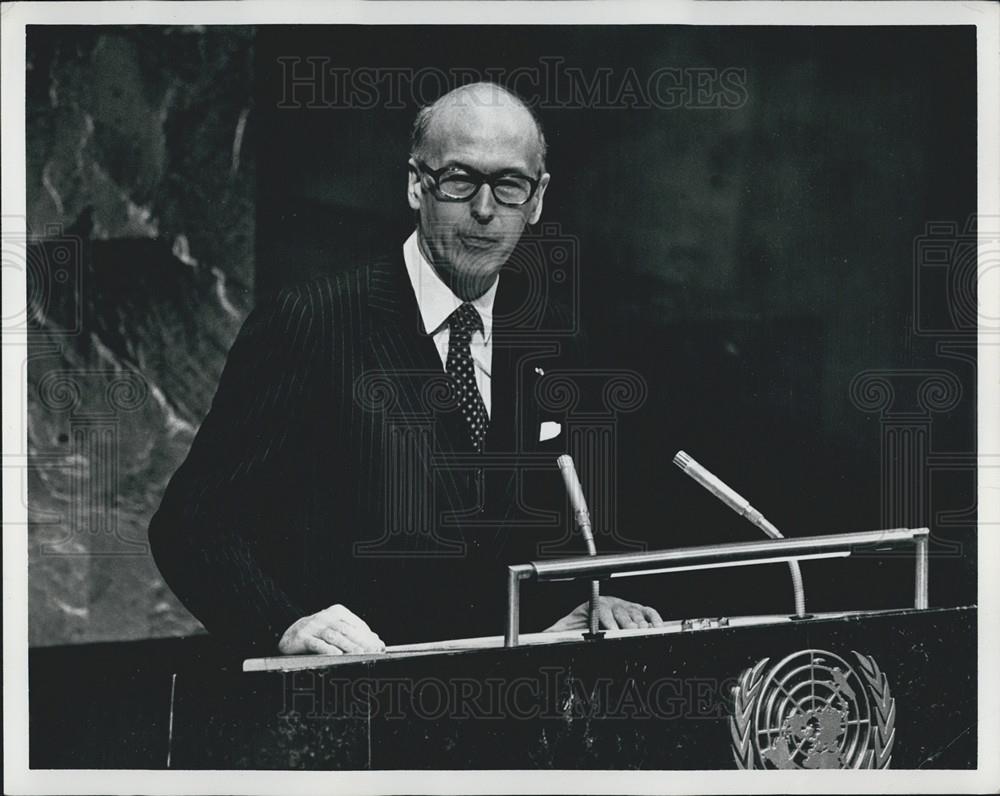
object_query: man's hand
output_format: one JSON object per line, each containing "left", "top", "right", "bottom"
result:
{"left": 544, "top": 596, "right": 664, "bottom": 633}
{"left": 278, "top": 604, "right": 386, "bottom": 655}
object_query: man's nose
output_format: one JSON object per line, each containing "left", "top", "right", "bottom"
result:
{"left": 470, "top": 183, "right": 496, "bottom": 223}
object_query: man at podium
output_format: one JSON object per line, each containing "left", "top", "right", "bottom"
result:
{"left": 148, "top": 81, "right": 663, "bottom": 657}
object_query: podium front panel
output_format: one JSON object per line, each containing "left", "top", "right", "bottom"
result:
{"left": 161, "top": 606, "right": 975, "bottom": 769}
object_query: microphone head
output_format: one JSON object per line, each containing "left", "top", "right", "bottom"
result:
{"left": 673, "top": 450, "right": 693, "bottom": 471}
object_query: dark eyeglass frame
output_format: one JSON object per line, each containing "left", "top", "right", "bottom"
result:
{"left": 415, "top": 160, "right": 542, "bottom": 208}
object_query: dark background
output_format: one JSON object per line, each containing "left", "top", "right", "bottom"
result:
{"left": 26, "top": 25, "right": 977, "bottom": 645}
{"left": 254, "top": 26, "right": 977, "bottom": 620}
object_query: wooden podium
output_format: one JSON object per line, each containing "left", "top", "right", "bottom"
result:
{"left": 29, "top": 530, "right": 976, "bottom": 770}
{"left": 172, "top": 606, "right": 975, "bottom": 769}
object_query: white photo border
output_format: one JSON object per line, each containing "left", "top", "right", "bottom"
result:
{"left": 3, "top": 2, "right": 998, "bottom": 794}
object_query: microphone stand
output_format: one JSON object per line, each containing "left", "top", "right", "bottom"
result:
{"left": 557, "top": 455, "right": 605, "bottom": 639}
{"left": 673, "top": 451, "right": 808, "bottom": 618}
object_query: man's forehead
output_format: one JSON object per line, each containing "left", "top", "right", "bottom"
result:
{"left": 433, "top": 132, "right": 538, "bottom": 172}
{"left": 422, "top": 100, "right": 542, "bottom": 172}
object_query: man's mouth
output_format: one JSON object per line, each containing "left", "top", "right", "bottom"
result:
{"left": 460, "top": 234, "right": 500, "bottom": 249}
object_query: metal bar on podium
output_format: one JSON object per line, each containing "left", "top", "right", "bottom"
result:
{"left": 504, "top": 527, "right": 930, "bottom": 647}
{"left": 915, "top": 532, "right": 929, "bottom": 609}
{"left": 505, "top": 564, "right": 533, "bottom": 647}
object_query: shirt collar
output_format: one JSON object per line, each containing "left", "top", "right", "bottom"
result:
{"left": 402, "top": 230, "right": 497, "bottom": 341}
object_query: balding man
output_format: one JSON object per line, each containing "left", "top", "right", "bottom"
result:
{"left": 149, "top": 82, "right": 662, "bottom": 656}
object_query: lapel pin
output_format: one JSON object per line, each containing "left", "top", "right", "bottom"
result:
{"left": 533, "top": 366, "right": 545, "bottom": 377}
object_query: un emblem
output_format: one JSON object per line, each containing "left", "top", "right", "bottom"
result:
{"left": 730, "top": 649, "right": 895, "bottom": 769}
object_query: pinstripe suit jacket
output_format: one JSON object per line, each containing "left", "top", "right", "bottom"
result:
{"left": 149, "top": 251, "right": 583, "bottom": 653}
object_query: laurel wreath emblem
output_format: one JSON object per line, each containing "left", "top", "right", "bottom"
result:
{"left": 729, "top": 650, "right": 895, "bottom": 769}
{"left": 730, "top": 657, "right": 769, "bottom": 769}
{"left": 852, "top": 650, "right": 896, "bottom": 769}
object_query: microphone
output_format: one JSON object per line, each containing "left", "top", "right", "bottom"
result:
{"left": 556, "top": 455, "right": 602, "bottom": 636}
{"left": 672, "top": 451, "right": 782, "bottom": 541}
{"left": 557, "top": 454, "right": 597, "bottom": 556}
{"left": 672, "top": 450, "right": 806, "bottom": 617}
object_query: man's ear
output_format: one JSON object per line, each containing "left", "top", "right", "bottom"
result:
{"left": 527, "top": 173, "right": 550, "bottom": 225}
{"left": 406, "top": 158, "right": 422, "bottom": 211}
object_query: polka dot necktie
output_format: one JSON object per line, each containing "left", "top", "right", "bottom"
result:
{"left": 446, "top": 302, "right": 489, "bottom": 452}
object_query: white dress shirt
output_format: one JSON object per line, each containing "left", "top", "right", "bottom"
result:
{"left": 402, "top": 231, "right": 497, "bottom": 417}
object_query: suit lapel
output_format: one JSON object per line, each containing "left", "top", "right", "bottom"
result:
{"left": 366, "top": 255, "right": 442, "bottom": 378}
{"left": 486, "top": 269, "right": 539, "bottom": 529}
{"left": 366, "top": 257, "right": 475, "bottom": 549}
{"left": 363, "top": 252, "right": 557, "bottom": 554}
{"left": 487, "top": 262, "right": 535, "bottom": 454}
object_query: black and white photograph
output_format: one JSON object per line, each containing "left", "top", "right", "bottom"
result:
{"left": 3, "top": 1, "right": 998, "bottom": 794}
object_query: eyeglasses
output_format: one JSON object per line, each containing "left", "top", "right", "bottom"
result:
{"left": 415, "top": 160, "right": 541, "bottom": 208}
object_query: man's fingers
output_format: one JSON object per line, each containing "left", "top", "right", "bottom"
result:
{"left": 628, "top": 606, "right": 651, "bottom": 628}
{"left": 318, "top": 626, "right": 367, "bottom": 654}
{"left": 559, "top": 598, "right": 664, "bottom": 633}
{"left": 612, "top": 603, "right": 640, "bottom": 629}
{"left": 323, "top": 604, "right": 374, "bottom": 633}
{"left": 302, "top": 635, "right": 344, "bottom": 655}
{"left": 328, "top": 622, "right": 383, "bottom": 653}
{"left": 321, "top": 619, "right": 384, "bottom": 653}
{"left": 313, "top": 606, "right": 384, "bottom": 651}
{"left": 593, "top": 598, "right": 664, "bottom": 631}
{"left": 643, "top": 606, "right": 665, "bottom": 627}
{"left": 279, "top": 606, "right": 385, "bottom": 656}
{"left": 598, "top": 603, "right": 620, "bottom": 630}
